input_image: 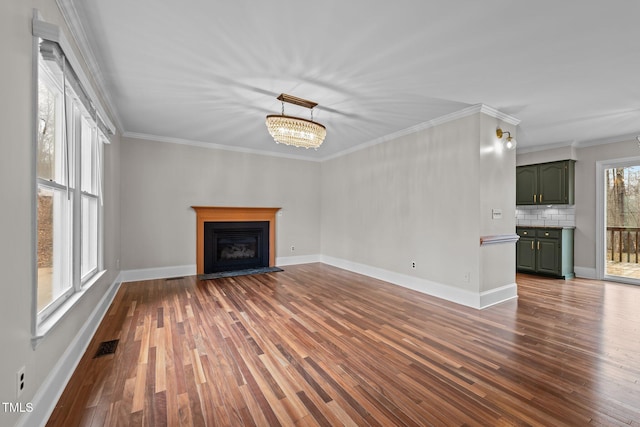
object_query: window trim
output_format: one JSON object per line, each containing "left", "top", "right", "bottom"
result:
{"left": 32, "top": 13, "right": 115, "bottom": 136}
{"left": 31, "top": 11, "right": 114, "bottom": 345}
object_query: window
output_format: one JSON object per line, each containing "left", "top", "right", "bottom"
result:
{"left": 36, "top": 38, "right": 107, "bottom": 324}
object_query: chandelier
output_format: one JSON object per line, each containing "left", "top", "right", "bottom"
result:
{"left": 266, "top": 93, "right": 326, "bottom": 149}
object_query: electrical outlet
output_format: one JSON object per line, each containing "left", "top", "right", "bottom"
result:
{"left": 16, "top": 366, "right": 25, "bottom": 398}
{"left": 412, "top": 261, "right": 416, "bottom": 269}
{"left": 291, "top": 246, "right": 295, "bottom": 252}
{"left": 463, "top": 272, "right": 470, "bottom": 282}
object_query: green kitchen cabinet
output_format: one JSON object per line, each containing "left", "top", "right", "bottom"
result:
{"left": 536, "top": 237, "right": 560, "bottom": 275}
{"left": 516, "top": 235, "right": 536, "bottom": 272}
{"left": 516, "top": 160, "right": 575, "bottom": 205}
{"left": 515, "top": 165, "right": 538, "bottom": 205}
{"left": 516, "top": 227, "right": 574, "bottom": 278}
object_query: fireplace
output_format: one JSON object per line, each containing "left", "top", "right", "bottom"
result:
{"left": 191, "top": 206, "right": 280, "bottom": 276}
{"left": 204, "top": 221, "right": 269, "bottom": 273}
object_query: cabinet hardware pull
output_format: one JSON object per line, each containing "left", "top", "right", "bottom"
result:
{"left": 537, "top": 241, "right": 540, "bottom": 250}
{"left": 531, "top": 241, "right": 534, "bottom": 250}
{"left": 540, "top": 194, "right": 543, "bottom": 203}
{"left": 534, "top": 194, "right": 537, "bottom": 203}
{"left": 545, "top": 232, "right": 549, "bottom": 236}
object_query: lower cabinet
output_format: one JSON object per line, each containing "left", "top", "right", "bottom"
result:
{"left": 516, "top": 227, "right": 574, "bottom": 278}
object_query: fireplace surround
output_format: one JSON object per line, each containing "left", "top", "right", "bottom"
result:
{"left": 192, "top": 207, "right": 280, "bottom": 275}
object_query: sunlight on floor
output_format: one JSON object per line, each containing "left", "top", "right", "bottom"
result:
{"left": 606, "top": 261, "right": 640, "bottom": 279}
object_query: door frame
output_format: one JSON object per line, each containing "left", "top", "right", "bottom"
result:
{"left": 596, "top": 156, "right": 640, "bottom": 285}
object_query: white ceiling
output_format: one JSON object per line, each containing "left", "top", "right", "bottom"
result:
{"left": 62, "top": 0, "right": 640, "bottom": 160}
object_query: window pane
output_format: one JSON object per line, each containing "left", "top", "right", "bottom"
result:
{"left": 81, "top": 116, "right": 95, "bottom": 194}
{"left": 37, "top": 77, "right": 62, "bottom": 182}
{"left": 81, "top": 195, "right": 98, "bottom": 278}
{"left": 37, "top": 186, "right": 72, "bottom": 312}
{"left": 605, "top": 166, "right": 640, "bottom": 279}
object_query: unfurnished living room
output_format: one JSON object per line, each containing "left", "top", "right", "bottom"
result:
{"left": 2, "top": 1, "right": 640, "bottom": 426}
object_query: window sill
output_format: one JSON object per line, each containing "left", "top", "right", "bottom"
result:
{"left": 32, "top": 270, "right": 106, "bottom": 349}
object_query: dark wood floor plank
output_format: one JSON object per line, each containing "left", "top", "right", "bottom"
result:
{"left": 46, "top": 264, "right": 640, "bottom": 426}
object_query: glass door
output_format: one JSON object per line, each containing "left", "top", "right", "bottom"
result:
{"left": 604, "top": 164, "right": 640, "bottom": 282}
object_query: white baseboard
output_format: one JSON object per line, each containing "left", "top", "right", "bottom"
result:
{"left": 480, "top": 283, "right": 518, "bottom": 308}
{"left": 574, "top": 266, "right": 597, "bottom": 279}
{"left": 120, "top": 264, "right": 196, "bottom": 283}
{"left": 120, "top": 259, "right": 326, "bottom": 281}
{"left": 17, "top": 273, "right": 122, "bottom": 427}
{"left": 320, "top": 255, "right": 514, "bottom": 309}
{"left": 276, "top": 254, "right": 322, "bottom": 266}
{"left": 120, "top": 258, "right": 326, "bottom": 282}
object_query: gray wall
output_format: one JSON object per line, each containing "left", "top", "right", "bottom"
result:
{"left": 321, "top": 112, "right": 517, "bottom": 297}
{"left": 0, "top": 1, "right": 121, "bottom": 426}
{"left": 120, "top": 137, "right": 321, "bottom": 270}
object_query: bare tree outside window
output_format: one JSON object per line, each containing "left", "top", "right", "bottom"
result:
{"left": 37, "top": 80, "right": 57, "bottom": 181}
{"left": 36, "top": 80, "right": 57, "bottom": 309}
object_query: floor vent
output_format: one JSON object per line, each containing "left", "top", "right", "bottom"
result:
{"left": 94, "top": 339, "right": 119, "bottom": 358}
{"left": 166, "top": 277, "right": 185, "bottom": 281}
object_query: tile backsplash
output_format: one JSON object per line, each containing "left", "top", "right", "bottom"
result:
{"left": 516, "top": 205, "right": 576, "bottom": 227}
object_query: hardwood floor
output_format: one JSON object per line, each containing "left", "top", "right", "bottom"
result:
{"left": 46, "top": 264, "right": 640, "bottom": 426}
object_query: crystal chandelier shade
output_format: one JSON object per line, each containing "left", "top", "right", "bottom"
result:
{"left": 265, "top": 115, "right": 326, "bottom": 149}
{"left": 265, "top": 94, "right": 326, "bottom": 149}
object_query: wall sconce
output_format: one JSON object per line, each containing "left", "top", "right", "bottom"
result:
{"left": 496, "top": 128, "right": 517, "bottom": 150}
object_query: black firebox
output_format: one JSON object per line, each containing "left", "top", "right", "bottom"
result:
{"left": 203, "top": 221, "right": 269, "bottom": 273}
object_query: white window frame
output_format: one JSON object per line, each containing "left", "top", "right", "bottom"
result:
{"left": 596, "top": 156, "right": 640, "bottom": 285}
{"left": 32, "top": 12, "right": 114, "bottom": 345}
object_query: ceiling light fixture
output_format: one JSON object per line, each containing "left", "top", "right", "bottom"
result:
{"left": 496, "top": 128, "right": 517, "bottom": 150}
{"left": 266, "top": 94, "right": 326, "bottom": 149}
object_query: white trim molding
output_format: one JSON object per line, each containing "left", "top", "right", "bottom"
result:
{"left": 123, "top": 132, "right": 323, "bottom": 163}
{"left": 52, "top": 1, "right": 124, "bottom": 131}
{"left": 119, "top": 257, "right": 325, "bottom": 282}
{"left": 480, "top": 234, "right": 520, "bottom": 246}
{"left": 17, "top": 273, "right": 122, "bottom": 427}
{"left": 32, "top": 11, "right": 116, "bottom": 134}
{"left": 320, "top": 255, "right": 515, "bottom": 309}
{"left": 480, "top": 283, "right": 518, "bottom": 308}
{"left": 120, "top": 264, "right": 197, "bottom": 283}
{"left": 574, "top": 266, "right": 597, "bottom": 280}
{"left": 596, "top": 156, "right": 640, "bottom": 281}
{"left": 322, "top": 104, "right": 520, "bottom": 161}
{"left": 276, "top": 254, "right": 322, "bottom": 266}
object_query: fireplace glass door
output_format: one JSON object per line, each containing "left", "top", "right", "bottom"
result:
{"left": 204, "top": 221, "right": 269, "bottom": 273}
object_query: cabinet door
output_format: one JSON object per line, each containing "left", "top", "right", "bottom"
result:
{"left": 516, "top": 165, "right": 538, "bottom": 205}
{"left": 538, "top": 162, "right": 566, "bottom": 204}
{"left": 536, "top": 238, "right": 560, "bottom": 275}
{"left": 516, "top": 237, "right": 537, "bottom": 272}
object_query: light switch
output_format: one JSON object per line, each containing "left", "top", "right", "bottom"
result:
{"left": 492, "top": 209, "right": 503, "bottom": 220}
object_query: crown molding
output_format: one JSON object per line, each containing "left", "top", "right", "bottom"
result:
{"left": 515, "top": 139, "right": 576, "bottom": 154}
{"left": 122, "top": 132, "right": 322, "bottom": 162}
{"left": 478, "top": 104, "right": 521, "bottom": 125}
{"left": 54, "top": 0, "right": 124, "bottom": 132}
{"left": 572, "top": 133, "right": 640, "bottom": 149}
{"left": 123, "top": 104, "right": 520, "bottom": 163}
{"left": 516, "top": 132, "right": 640, "bottom": 154}
{"left": 124, "top": 104, "right": 520, "bottom": 163}
{"left": 320, "top": 104, "right": 520, "bottom": 161}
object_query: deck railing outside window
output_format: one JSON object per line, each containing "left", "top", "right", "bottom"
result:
{"left": 608, "top": 227, "right": 640, "bottom": 263}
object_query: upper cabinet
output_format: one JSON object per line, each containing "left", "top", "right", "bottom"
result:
{"left": 516, "top": 160, "right": 575, "bottom": 205}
